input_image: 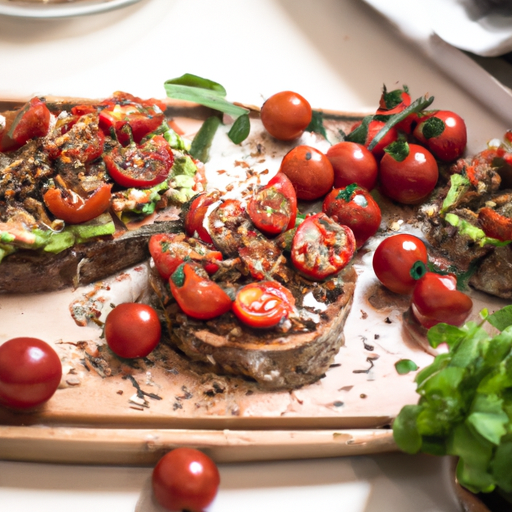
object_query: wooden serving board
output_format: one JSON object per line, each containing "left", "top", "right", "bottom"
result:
{"left": 0, "top": 98, "right": 501, "bottom": 465}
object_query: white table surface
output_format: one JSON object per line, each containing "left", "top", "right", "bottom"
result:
{"left": 0, "top": 0, "right": 509, "bottom": 510}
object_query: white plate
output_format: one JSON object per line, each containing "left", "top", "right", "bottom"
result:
{"left": 0, "top": 0, "right": 143, "bottom": 19}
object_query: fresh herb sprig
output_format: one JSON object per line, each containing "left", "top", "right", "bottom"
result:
{"left": 393, "top": 305, "right": 512, "bottom": 495}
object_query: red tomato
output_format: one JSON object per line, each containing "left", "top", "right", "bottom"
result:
{"left": 184, "top": 193, "right": 216, "bottom": 244}
{"left": 247, "top": 187, "right": 292, "bottom": 236}
{"left": 104, "top": 303, "right": 161, "bottom": 359}
{"left": 413, "top": 110, "right": 467, "bottom": 162}
{"left": 0, "top": 337, "right": 62, "bottom": 410}
{"left": 291, "top": 212, "right": 356, "bottom": 280}
{"left": 326, "top": 141, "right": 378, "bottom": 191}
{"left": 265, "top": 172, "right": 298, "bottom": 230}
{"left": 364, "top": 119, "right": 398, "bottom": 160}
{"left": 103, "top": 135, "right": 174, "bottom": 189}
{"left": 260, "top": 91, "right": 312, "bottom": 141}
{"left": 379, "top": 142, "right": 438, "bottom": 204}
{"left": 280, "top": 145, "right": 334, "bottom": 201}
{"left": 43, "top": 183, "right": 112, "bottom": 224}
{"left": 411, "top": 272, "right": 473, "bottom": 329}
{"left": 0, "top": 98, "right": 51, "bottom": 152}
{"left": 232, "top": 281, "right": 295, "bottom": 329}
{"left": 372, "top": 234, "right": 428, "bottom": 295}
{"left": 152, "top": 448, "right": 220, "bottom": 512}
{"left": 71, "top": 104, "right": 98, "bottom": 116}
{"left": 322, "top": 185, "right": 381, "bottom": 248}
{"left": 375, "top": 85, "right": 415, "bottom": 133}
{"left": 170, "top": 263, "right": 232, "bottom": 320}
{"left": 478, "top": 207, "right": 512, "bottom": 242}
{"left": 149, "top": 233, "right": 222, "bottom": 280}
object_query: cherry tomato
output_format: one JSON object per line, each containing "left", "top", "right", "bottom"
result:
{"left": 232, "top": 281, "right": 295, "bottom": 329}
{"left": 184, "top": 193, "right": 217, "bottom": 244}
{"left": 260, "top": 90, "right": 312, "bottom": 141}
{"left": 265, "top": 172, "right": 297, "bottom": 230}
{"left": 149, "top": 233, "right": 222, "bottom": 280}
{"left": 280, "top": 145, "right": 334, "bottom": 201}
{"left": 364, "top": 119, "right": 399, "bottom": 160}
{"left": 71, "top": 104, "right": 98, "bottom": 116}
{"left": 379, "top": 142, "right": 438, "bottom": 204}
{"left": 0, "top": 337, "right": 62, "bottom": 410}
{"left": 322, "top": 184, "right": 381, "bottom": 248}
{"left": 413, "top": 110, "right": 467, "bottom": 162}
{"left": 247, "top": 187, "right": 292, "bottom": 236}
{"left": 103, "top": 135, "right": 174, "bottom": 188}
{"left": 375, "top": 85, "right": 416, "bottom": 133}
{"left": 104, "top": 303, "right": 162, "bottom": 359}
{"left": 372, "top": 234, "right": 428, "bottom": 295}
{"left": 170, "top": 262, "right": 232, "bottom": 320}
{"left": 326, "top": 141, "right": 378, "bottom": 191}
{"left": 152, "top": 447, "right": 220, "bottom": 512}
{"left": 43, "top": 183, "right": 112, "bottom": 224}
{"left": 411, "top": 272, "right": 473, "bottom": 329}
{"left": 291, "top": 212, "right": 356, "bottom": 280}
{"left": 478, "top": 207, "right": 512, "bottom": 242}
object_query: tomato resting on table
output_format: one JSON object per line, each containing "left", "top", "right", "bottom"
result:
{"left": 411, "top": 272, "right": 473, "bottom": 329}
{"left": 280, "top": 145, "right": 334, "bottom": 201}
{"left": 232, "top": 281, "right": 296, "bottom": 329}
{"left": 149, "top": 232, "right": 222, "bottom": 280}
{"left": 104, "top": 303, "right": 162, "bottom": 359}
{"left": 43, "top": 182, "right": 112, "bottom": 224}
{"left": 372, "top": 234, "right": 428, "bottom": 295}
{"left": 103, "top": 135, "right": 174, "bottom": 188}
{"left": 184, "top": 193, "right": 217, "bottom": 244}
{"left": 170, "top": 262, "right": 232, "bottom": 321}
{"left": 0, "top": 337, "right": 62, "bottom": 410}
{"left": 322, "top": 184, "right": 381, "bottom": 248}
{"left": 260, "top": 90, "right": 312, "bottom": 141}
{"left": 152, "top": 447, "right": 220, "bottom": 512}
{"left": 291, "top": 212, "right": 356, "bottom": 280}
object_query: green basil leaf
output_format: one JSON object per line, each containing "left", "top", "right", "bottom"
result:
{"left": 165, "top": 73, "right": 227, "bottom": 96}
{"left": 487, "top": 305, "right": 512, "bottom": 331}
{"left": 392, "top": 404, "right": 423, "bottom": 453}
{"left": 395, "top": 359, "right": 419, "bottom": 375}
{"left": 228, "top": 113, "right": 250, "bottom": 144}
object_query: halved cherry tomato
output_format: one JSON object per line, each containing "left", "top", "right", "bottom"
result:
{"left": 43, "top": 182, "right": 112, "bottom": 224}
{"left": 71, "top": 105, "right": 98, "bottom": 116}
{"left": 322, "top": 184, "right": 381, "bottom": 248}
{"left": 411, "top": 272, "right": 473, "bottom": 329}
{"left": 280, "top": 145, "right": 334, "bottom": 201}
{"left": 260, "top": 91, "right": 312, "bottom": 141}
{"left": 266, "top": 172, "right": 297, "bottom": 230}
{"left": 103, "top": 135, "right": 174, "bottom": 189}
{"left": 170, "top": 262, "right": 232, "bottom": 320}
{"left": 152, "top": 448, "right": 220, "bottom": 512}
{"left": 247, "top": 187, "right": 292, "bottom": 236}
{"left": 291, "top": 212, "right": 356, "bottom": 280}
{"left": 0, "top": 337, "right": 62, "bottom": 410}
{"left": 326, "top": 141, "right": 378, "bottom": 191}
{"left": 104, "top": 303, "right": 161, "bottom": 359}
{"left": 0, "top": 97, "right": 51, "bottom": 152}
{"left": 149, "top": 233, "right": 222, "bottom": 280}
{"left": 372, "top": 234, "right": 428, "bottom": 295}
{"left": 184, "top": 193, "right": 216, "bottom": 244}
{"left": 232, "top": 281, "right": 295, "bottom": 329}
{"left": 379, "top": 142, "right": 438, "bottom": 204}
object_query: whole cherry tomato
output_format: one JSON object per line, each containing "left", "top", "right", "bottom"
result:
{"left": 43, "top": 183, "right": 112, "bottom": 224}
{"left": 260, "top": 91, "right": 312, "bottom": 141}
{"left": 149, "top": 233, "right": 222, "bottom": 280}
{"left": 411, "top": 272, "right": 473, "bottom": 329}
{"left": 379, "top": 142, "right": 438, "bottom": 204}
{"left": 322, "top": 184, "right": 381, "bottom": 248}
{"left": 103, "top": 135, "right": 174, "bottom": 189}
{"left": 170, "top": 262, "right": 232, "bottom": 320}
{"left": 280, "top": 145, "right": 334, "bottom": 201}
{"left": 372, "top": 234, "right": 428, "bottom": 295}
{"left": 265, "top": 172, "right": 298, "bottom": 230}
{"left": 232, "top": 281, "right": 295, "bottom": 329}
{"left": 104, "top": 303, "right": 162, "bottom": 359}
{"left": 184, "top": 193, "right": 217, "bottom": 244}
{"left": 326, "top": 141, "right": 378, "bottom": 191}
{"left": 413, "top": 110, "right": 467, "bottom": 162}
{"left": 291, "top": 212, "right": 356, "bottom": 280}
{"left": 0, "top": 337, "right": 62, "bottom": 410}
{"left": 152, "top": 447, "right": 220, "bottom": 512}
{"left": 247, "top": 187, "right": 293, "bottom": 236}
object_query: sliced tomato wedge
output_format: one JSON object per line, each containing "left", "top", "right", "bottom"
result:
{"left": 103, "top": 135, "right": 174, "bottom": 189}
{"left": 43, "top": 183, "right": 112, "bottom": 224}
{"left": 265, "top": 172, "right": 297, "bottom": 230}
{"left": 232, "top": 281, "right": 295, "bottom": 329}
{"left": 184, "top": 193, "right": 217, "bottom": 244}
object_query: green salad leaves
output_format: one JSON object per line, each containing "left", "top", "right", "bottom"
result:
{"left": 393, "top": 305, "right": 512, "bottom": 495}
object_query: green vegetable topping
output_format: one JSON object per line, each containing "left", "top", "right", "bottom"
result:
{"left": 170, "top": 263, "right": 186, "bottom": 288}
{"left": 421, "top": 116, "right": 445, "bottom": 140}
{"left": 190, "top": 115, "right": 221, "bottom": 163}
{"left": 395, "top": 359, "right": 419, "bottom": 375}
{"left": 336, "top": 183, "right": 358, "bottom": 202}
{"left": 445, "top": 213, "right": 511, "bottom": 248}
{"left": 384, "top": 140, "right": 410, "bottom": 162}
{"left": 228, "top": 113, "right": 251, "bottom": 144}
{"left": 440, "top": 174, "right": 471, "bottom": 216}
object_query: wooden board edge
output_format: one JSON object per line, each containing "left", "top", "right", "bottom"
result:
{"left": 0, "top": 426, "right": 397, "bottom": 465}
